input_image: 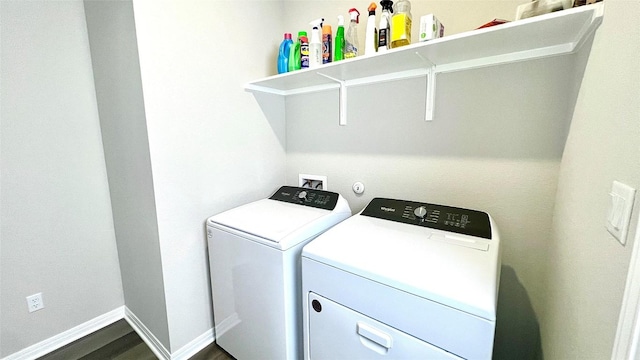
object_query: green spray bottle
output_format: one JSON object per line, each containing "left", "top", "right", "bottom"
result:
{"left": 334, "top": 15, "right": 345, "bottom": 61}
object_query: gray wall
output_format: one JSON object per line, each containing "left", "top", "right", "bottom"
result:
{"left": 83, "top": 0, "right": 170, "bottom": 349}
{"left": 280, "top": 1, "right": 638, "bottom": 359}
{"left": 0, "top": 1, "right": 124, "bottom": 357}
{"left": 542, "top": 1, "right": 640, "bottom": 358}
{"left": 281, "top": 2, "right": 581, "bottom": 357}
{"left": 2, "top": 1, "right": 638, "bottom": 359}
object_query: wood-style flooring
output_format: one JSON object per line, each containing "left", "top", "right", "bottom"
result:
{"left": 37, "top": 320, "right": 234, "bottom": 360}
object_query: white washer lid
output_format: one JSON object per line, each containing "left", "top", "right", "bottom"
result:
{"left": 209, "top": 198, "right": 332, "bottom": 242}
{"left": 302, "top": 213, "right": 501, "bottom": 321}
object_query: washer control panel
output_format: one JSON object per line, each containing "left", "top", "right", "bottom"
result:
{"left": 270, "top": 186, "right": 339, "bottom": 210}
{"left": 361, "top": 198, "right": 492, "bottom": 239}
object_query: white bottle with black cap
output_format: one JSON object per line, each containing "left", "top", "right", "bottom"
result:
{"left": 378, "top": 0, "right": 393, "bottom": 52}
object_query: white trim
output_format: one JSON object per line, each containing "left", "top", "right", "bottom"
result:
{"left": 1, "top": 307, "right": 125, "bottom": 360}
{"left": 170, "top": 327, "right": 215, "bottom": 360}
{"left": 124, "top": 307, "right": 171, "bottom": 360}
{"left": 613, "top": 211, "right": 640, "bottom": 360}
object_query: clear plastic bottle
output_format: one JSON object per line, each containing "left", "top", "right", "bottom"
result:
{"left": 277, "top": 33, "right": 293, "bottom": 74}
{"left": 344, "top": 8, "right": 360, "bottom": 58}
{"left": 390, "top": 0, "right": 412, "bottom": 48}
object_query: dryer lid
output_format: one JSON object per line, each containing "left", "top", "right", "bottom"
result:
{"left": 302, "top": 203, "right": 501, "bottom": 321}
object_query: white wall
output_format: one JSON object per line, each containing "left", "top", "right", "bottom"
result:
{"left": 541, "top": 1, "right": 640, "bottom": 358}
{"left": 0, "top": 1, "right": 124, "bottom": 357}
{"left": 131, "top": 0, "right": 286, "bottom": 352}
{"left": 83, "top": 0, "right": 170, "bottom": 349}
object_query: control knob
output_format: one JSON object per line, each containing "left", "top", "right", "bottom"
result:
{"left": 298, "top": 191, "right": 308, "bottom": 201}
{"left": 414, "top": 206, "right": 427, "bottom": 218}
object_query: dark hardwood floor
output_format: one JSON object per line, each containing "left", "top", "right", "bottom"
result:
{"left": 38, "top": 320, "right": 234, "bottom": 360}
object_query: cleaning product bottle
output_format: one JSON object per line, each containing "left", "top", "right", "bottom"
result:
{"left": 309, "top": 18, "right": 323, "bottom": 69}
{"left": 390, "top": 0, "right": 412, "bottom": 48}
{"left": 364, "top": 3, "right": 378, "bottom": 55}
{"left": 288, "top": 32, "right": 302, "bottom": 72}
{"left": 344, "top": 8, "right": 360, "bottom": 58}
{"left": 277, "top": 33, "right": 293, "bottom": 74}
{"left": 322, "top": 23, "right": 332, "bottom": 64}
{"left": 378, "top": 0, "right": 393, "bottom": 52}
{"left": 299, "top": 31, "right": 310, "bottom": 69}
{"left": 334, "top": 15, "right": 345, "bottom": 61}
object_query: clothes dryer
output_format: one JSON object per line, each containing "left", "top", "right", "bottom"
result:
{"left": 301, "top": 197, "right": 501, "bottom": 359}
{"left": 207, "top": 186, "right": 351, "bottom": 360}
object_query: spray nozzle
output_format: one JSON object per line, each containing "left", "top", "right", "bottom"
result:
{"left": 380, "top": 0, "right": 393, "bottom": 12}
{"left": 309, "top": 18, "right": 324, "bottom": 30}
{"left": 348, "top": 8, "right": 360, "bottom": 23}
{"left": 337, "top": 15, "right": 344, "bottom": 26}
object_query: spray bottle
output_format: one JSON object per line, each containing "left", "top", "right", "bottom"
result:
{"left": 364, "top": 3, "right": 378, "bottom": 56}
{"left": 309, "top": 18, "right": 324, "bottom": 69}
{"left": 334, "top": 15, "right": 345, "bottom": 61}
{"left": 345, "top": 8, "right": 360, "bottom": 58}
{"left": 378, "top": 0, "right": 393, "bottom": 52}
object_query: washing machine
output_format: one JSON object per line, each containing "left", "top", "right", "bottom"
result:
{"left": 206, "top": 186, "right": 351, "bottom": 360}
{"left": 301, "top": 197, "right": 501, "bottom": 359}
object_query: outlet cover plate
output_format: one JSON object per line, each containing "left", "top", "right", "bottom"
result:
{"left": 26, "top": 293, "right": 44, "bottom": 313}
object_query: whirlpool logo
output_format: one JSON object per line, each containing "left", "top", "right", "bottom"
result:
{"left": 380, "top": 207, "right": 396, "bottom": 212}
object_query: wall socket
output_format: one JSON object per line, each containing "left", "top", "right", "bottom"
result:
{"left": 299, "top": 174, "right": 327, "bottom": 190}
{"left": 26, "top": 292, "right": 44, "bottom": 313}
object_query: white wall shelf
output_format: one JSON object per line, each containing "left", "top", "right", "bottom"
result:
{"left": 245, "top": 3, "right": 604, "bottom": 124}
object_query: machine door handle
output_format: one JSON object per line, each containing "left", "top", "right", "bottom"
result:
{"left": 357, "top": 321, "right": 392, "bottom": 353}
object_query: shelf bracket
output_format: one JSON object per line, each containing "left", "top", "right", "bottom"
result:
{"left": 317, "top": 73, "right": 348, "bottom": 126}
{"left": 425, "top": 65, "right": 437, "bottom": 121}
{"left": 415, "top": 52, "right": 437, "bottom": 121}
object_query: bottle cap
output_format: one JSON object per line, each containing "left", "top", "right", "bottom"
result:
{"left": 349, "top": 8, "right": 360, "bottom": 23}
{"left": 368, "top": 2, "right": 377, "bottom": 14}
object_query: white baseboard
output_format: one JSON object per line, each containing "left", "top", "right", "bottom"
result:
{"left": 2, "top": 307, "right": 125, "bottom": 360}
{"left": 124, "top": 307, "right": 215, "bottom": 360}
{"left": 123, "top": 307, "right": 171, "bottom": 360}
{"left": 170, "top": 327, "right": 215, "bottom": 360}
{"left": 2, "top": 306, "right": 215, "bottom": 360}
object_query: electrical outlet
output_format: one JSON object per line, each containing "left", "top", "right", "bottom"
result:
{"left": 299, "top": 174, "right": 327, "bottom": 190}
{"left": 26, "top": 293, "right": 44, "bottom": 313}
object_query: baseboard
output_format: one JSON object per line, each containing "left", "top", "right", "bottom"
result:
{"left": 123, "top": 307, "right": 215, "bottom": 360}
{"left": 3, "top": 306, "right": 215, "bottom": 360}
{"left": 170, "top": 327, "right": 215, "bottom": 360}
{"left": 1, "top": 307, "right": 125, "bottom": 360}
{"left": 123, "top": 307, "right": 171, "bottom": 360}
